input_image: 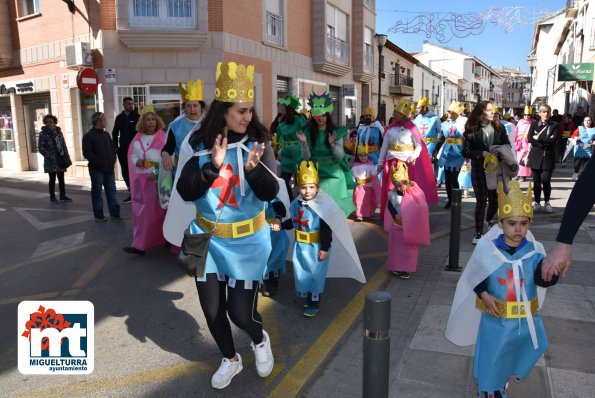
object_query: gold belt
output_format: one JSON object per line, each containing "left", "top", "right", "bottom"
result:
{"left": 389, "top": 144, "right": 414, "bottom": 151}
{"left": 424, "top": 137, "right": 438, "bottom": 143}
{"left": 173, "top": 157, "right": 179, "bottom": 166}
{"left": 356, "top": 177, "right": 372, "bottom": 185}
{"left": 140, "top": 160, "right": 159, "bottom": 168}
{"left": 445, "top": 138, "right": 463, "bottom": 145}
{"left": 367, "top": 145, "right": 380, "bottom": 151}
{"left": 196, "top": 209, "right": 265, "bottom": 239}
{"left": 295, "top": 230, "right": 320, "bottom": 244}
{"left": 476, "top": 297, "right": 539, "bottom": 318}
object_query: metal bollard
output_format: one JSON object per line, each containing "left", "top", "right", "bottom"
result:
{"left": 363, "top": 291, "right": 391, "bottom": 398}
{"left": 446, "top": 188, "right": 462, "bottom": 271}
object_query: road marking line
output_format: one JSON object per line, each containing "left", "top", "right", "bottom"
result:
{"left": 71, "top": 244, "right": 118, "bottom": 290}
{"left": 0, "top": 291, "right": 60, "bottom": 305}
{"left": 32, "top": 232, "right": 86, "bottom": 258}
{"left": 13, "top": 207, "right": 91, "bottom": 230}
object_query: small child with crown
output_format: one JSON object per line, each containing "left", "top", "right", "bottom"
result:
{"left": 275, "top": 160, "right": 366, "bottom": 316}
{"left": 384, "top": 162, "right": 430, "bottom": 279}
{"left": 351, "top": 143, "right": 380, "bottom": 221}
{"left": 445, "top": 180, "right": 560, "bottom": 398}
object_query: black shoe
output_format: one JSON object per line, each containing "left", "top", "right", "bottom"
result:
{"left": 122, "top": 195, "right": 132, "bottom": 204}
{"left": 95, "top": 217, "right": 107, "bottom": 222}
{"left": 437, "top": 182, "right": 443, "bottom": 188}
{"left": 488, "top": 219, "right": 497, "bottom": 228}
{"left": 444, "top": 201, "right": 452, "bottom": 209}
{"left": 398, "top": 272, "right": 411, "bottom": 279}
{"left": 59, "top": 196, "right": 73, "bottom": 202}
{"left": 472, "top": 233, "right": 482, "bottom": 244}
{"left": 111, "top": 216, "right": 123, "bottom": 221}
{"left": 50, "top": 197, "right": 58, "bottom": 203}
{"left": 123, "top": 246, "right": 145, "bottom": 255}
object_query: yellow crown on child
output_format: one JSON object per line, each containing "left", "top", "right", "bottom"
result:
{"left": 178, "top": 80, "right": 204, "bottom": 102}
{"left": 497, "top": 180, "right": 533, "bottom": 220}
{"left": 296, "top": 160, "right": 319, "bottom": 186}
{"left": 524, "top": 105, "right": 533, "bottom": 115}
{"left": 139, "top": 104, "right": 155, "bottom": 115}
{"left": 356, "top": 144, "right": 369, "bottom": 155}
{"left": 395, "top": 98, "right": 415, "bottom": 116}
{"left": 391, "top": 162, "right": 409, "bottom": 184}
{"left": 448, "top": 100, "right": 461, "bottom": 114}
{"left": 417, "top": 96, "right": 430, "bottom": 107}
{"left": 363, "top": 106, "right": 376, "bottom": 118}
{"left": 215, "top": 62, "right": 255, "bottom": 103}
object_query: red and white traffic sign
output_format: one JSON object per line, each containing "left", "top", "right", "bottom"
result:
{"left": 76, "top": 67, "right": 98, "bottom": 95}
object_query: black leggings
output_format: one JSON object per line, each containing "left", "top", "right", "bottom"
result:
{"left": 471, "top": 168, "right": 498, "bottom": 234}
{"left": 196, "top": 274, "right": 263, "bottom": 359}
{"left": 574, "top": 157, "right": 589, "bottom": 173}
{"left": 48, "top": 172, "right": 65, "bottom": 198}
{"left": 531, "top": 169, "right": 553, "bottom": 203}
{"left": 444, "top": 168, "right": 460, "bottom": 202}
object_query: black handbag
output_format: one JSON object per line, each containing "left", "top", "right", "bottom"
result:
{"left": 178, "top": 229, "right": 211, "bottom": 277}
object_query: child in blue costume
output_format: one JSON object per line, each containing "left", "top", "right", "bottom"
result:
{"left": 177, "top": 62, "right": 278, "bottom": 389}
{"left": 281, "top": 160, "right": 333, "bottom": 317}
{"left": 263, "top": 197, "right": 290, "bottom": 297}
{"left": 446, "top": 180, "right": 559, "bottom": 398}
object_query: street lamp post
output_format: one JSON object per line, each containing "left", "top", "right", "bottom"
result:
{"left": 527, "top": 53, "right": 538, "bottom": 107}
{"left": 375, "top": 33, "right": 387, "bottom": 124}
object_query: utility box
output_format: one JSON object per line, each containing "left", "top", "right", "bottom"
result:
{"left": 65, "top": 42, "right": 92, "bottom": 69}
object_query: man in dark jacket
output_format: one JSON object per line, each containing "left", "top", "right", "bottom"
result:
{"left": 111, "top": 97, "right": 139, "bottom": 203}
{"left": 83, "top": 112, "right": 121, "bottom": 222}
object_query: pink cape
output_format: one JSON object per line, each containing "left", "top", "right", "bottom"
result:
{"left": 382, "top": 120, "right": 438, "bottom": 209}
{"left": 351, "top": 160, "right": 380, "bottom": 218}
{"left": 127, "top": 130, "right": 167, "bottom": 251}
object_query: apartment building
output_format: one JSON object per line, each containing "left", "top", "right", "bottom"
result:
{"left": 495, "top": 67, "right": 530, "bottom": 117}
{"left": 414, "top": 41, "right": 503, "bottom": 108}
{"left": 0, "top": 0, "right": 378, "bottom": 174}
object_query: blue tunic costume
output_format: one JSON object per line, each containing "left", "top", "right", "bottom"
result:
{"left": 264, "top": 199, "right": 290, "bottom": 279}
{"left": 356, "top": 121, "right": 384, "bottom": 166}
{"left": 473, "top": 237, "right": 548, "bottom": 392}
{"left": 573, "top": 126, "right": 595, "bottom": 158}
{"left": 438, "top": 120, "right": 465, "bottom": 171}
{"left": 188, "top": 138, "right": 271, "bottom": 288}
{"left": 168, "top": 117, "right": 199, "bottom": 156}
{"left": 414, "top": 112, "right": 441, "bottom": 157}
{"left": 288, "top": 199, "right": 331, "bottom": 301}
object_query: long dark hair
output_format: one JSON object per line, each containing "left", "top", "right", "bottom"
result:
{"left": 189, "top": 100, "right": 268, "bottom": 149}
{"left": 280, "top": 106, "right": 296, "bottom": 124}
{"left": 306, "top": 113, "right": 336, "bottom": 147}
{"left": 464, "top": 101, "right": 503, "bottom": 141}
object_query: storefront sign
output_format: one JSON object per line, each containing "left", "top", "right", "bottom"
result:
{"left": 77, "top": 68, "right": 99, "bottom": 95}
{"left": 0, "top": 84, "right": 16, "bottom": 96}
{"left": 558, "top": 63, "right": 594, "bottom": 81}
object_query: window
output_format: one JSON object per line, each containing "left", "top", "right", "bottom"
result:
{"left": 21, "top": 0, "right": 40, "bottom": 16}
{"left": 363, "top": 0, "right": 373, "bottom": 9}
{"left": 326, "top": 5, "right": 349, "bottom": 64}
{"left": 364, "top": 27, "right": 373, "bottom": 73}
{"left": 265, "top": 0, "right": 284, "bottom": 46}
{"left": 130, "top": 0, "right": 195, "bottom": 28}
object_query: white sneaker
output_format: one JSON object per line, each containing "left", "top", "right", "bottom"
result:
{"left": 533, "top": 203, "right": 542, "bottom": 212}
{"left": 544, "top": 202, "right": 553, "bottom": 213}
{"left": 251, "top": 330, "right": 274, "bottom": 377}
{"left": 472, "top": 233, "right": 482, "bottom": 245}
{"left": 211, "top": 353, "right": 243, "bottom": 389}
{"left": 572, "top": 173, "right": 579, "bottom": 181}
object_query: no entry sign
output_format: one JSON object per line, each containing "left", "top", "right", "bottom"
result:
{"left": 76, "top": 68, "right": 98, "bottom": 95}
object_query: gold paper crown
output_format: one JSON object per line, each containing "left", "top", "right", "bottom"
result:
{"left": 178, "top": 80, "right": 204, "bottom": 102}
{"left": 417, "top": 96, "right": 430, "bottom": 107}
{"left": 356, "top": 143, "right": 369, "bottom": 155}
{"left": 363, "top": 106, "right": 376, "bottom": 117}
{"left": 524, "top": 105, "right": 533, "bottom": 115}
{"left": 215, "top": 62, "right": 255, "bottom": 103}
{"left": 492, "top": 105, "right": 500, "bottom": 114}
{"left": 448, "top": 100, "right": 461, "bottom": 114}
{"left": 497, "top": 180, "right": 533, "bottom": 220}
{"left": 139, "top": 104, "right": 155, "bottom": 115}
{"left": 458, "top": 102, "right": 465, "bottom": 115}
{"left": 391, "top": 162, "right": 409, "bottom": 183}
{"left": 395, "top": 98, "right": 415, "bottom": 116}
{"left": 296, "top": 160, "right": 319, "bottom": 186}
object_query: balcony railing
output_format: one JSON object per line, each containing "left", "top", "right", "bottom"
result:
{"left": 390, "top": 74, "right": 413, "bottom": 87}
{"left": 326, "top": 34, "right": 349, "bottom": 65}
{"left": 129, "top": 0, "right": 196, "bottom": 29}
{"left": 364, "top": 48, "right": 373, "bottom": 73}
{"left": 265, "top": 11, "right": 283, "bottom": 46}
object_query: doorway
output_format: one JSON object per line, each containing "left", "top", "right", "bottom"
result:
{"left": 22, "top": 93, "right": 51, "bottom": 171}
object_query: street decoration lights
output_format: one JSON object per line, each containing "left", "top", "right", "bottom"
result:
{"left": 375, "top": 33, "right": 388, "bottom": 124}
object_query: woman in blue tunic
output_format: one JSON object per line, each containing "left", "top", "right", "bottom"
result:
{"left": 570, "top": 115, "right": 595, "bottom": 180}
{"left": 177, "top": 62, "right": 278, "bottom": 390}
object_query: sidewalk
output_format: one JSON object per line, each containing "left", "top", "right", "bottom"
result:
{"left": 307, "top": 164, "right": 595, "bottom": 397}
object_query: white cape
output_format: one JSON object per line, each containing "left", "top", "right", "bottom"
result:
{"left": 444, "top": 225, "right": 546, "bottom": 347}
{"left": 163, "top": 132, "right": 290, "bottom": 247}
{"left": 287, "top": 190, "right": 366, "bottom": 283}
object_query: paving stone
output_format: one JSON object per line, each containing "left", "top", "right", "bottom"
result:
{"left": 543, "top": 317, "right": 595, "bottom": 373}
{"left": 541, "top": 297, "right": 595, "bottom": 322}
{"left": 545, "top": 283, "right": 587, "bottom": 300}
{"left": 397, "top": 349, "right": 471, "bottom": 390}
{"left": 548, "top": 368, "right": 595, "bottom": 398}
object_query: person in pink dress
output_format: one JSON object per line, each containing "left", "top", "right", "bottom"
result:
{"left": 351, "top": 143, "right": 380, "bottom": 221}
{"left": 123, "top": 106, "right": 168, "bottom": 255}
{"left": 514, "top": 106, "right": 533, "bottom": 181}
{"left": 384, "top": 162, "right": 430, "bottom": 279}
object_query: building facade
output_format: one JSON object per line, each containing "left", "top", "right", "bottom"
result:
{"left": 495, "top": 67, "right": 531, "bottom": 117}
{"left": 0, "top": 0, "right": 379, "bottom": 174}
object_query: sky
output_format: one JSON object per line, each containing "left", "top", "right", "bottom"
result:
{"left": 375, "top": 0, "right": 568, "bottom": 72}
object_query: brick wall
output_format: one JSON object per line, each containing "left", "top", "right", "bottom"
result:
{"left": 208, "top": 0, "right": 223, "bottom": 31}
{"left": 223, "top": 0, "right": 262, "bottom": 42}
{"left": 287, "top": 0, "right": 311, "bottom": 56}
